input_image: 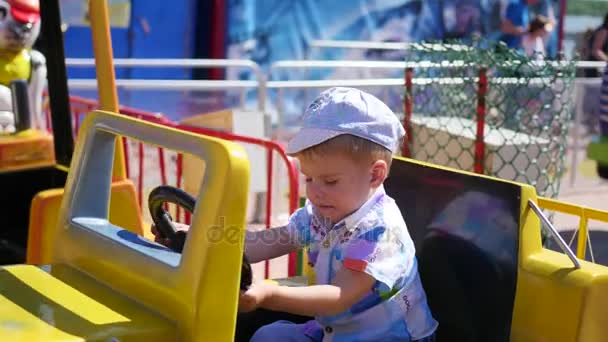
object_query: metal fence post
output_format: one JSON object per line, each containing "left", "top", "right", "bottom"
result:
{"left": 474, "top": 67, "right": 488, "bottom": 174}
{"left": 402, "top": 67, "right": 414, "bottom": 157}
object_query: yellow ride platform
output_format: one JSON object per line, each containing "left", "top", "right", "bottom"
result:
{"left": 0, "top": 264, "right": 175, "bottom": 341}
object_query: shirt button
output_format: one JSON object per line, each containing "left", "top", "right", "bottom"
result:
{"left": 324, "top": 326, "right": 333, "bottom": 333}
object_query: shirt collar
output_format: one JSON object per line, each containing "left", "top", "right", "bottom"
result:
{"left": 311, "top": 185, "right": 386, "bottom": 232}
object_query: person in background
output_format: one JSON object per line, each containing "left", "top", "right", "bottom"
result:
{"left": 584, "top": 13, "right": 608, "bottom": 77}
{"left": 500, "top": 0, "right": 536, "bottom": 50}
{"left": 521, "top": 15, "right": 553, "bottom": 60}
{"left": 597, "top": 15, "right": 608, "bottom": 141}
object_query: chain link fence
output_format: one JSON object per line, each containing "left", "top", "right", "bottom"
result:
{"left": 402, "top": 40, "right": 577, "bottom": 199}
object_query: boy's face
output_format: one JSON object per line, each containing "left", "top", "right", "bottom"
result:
{"left": 298, "top": 151, "right": 386, "bottom": 225}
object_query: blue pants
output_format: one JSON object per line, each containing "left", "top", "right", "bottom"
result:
{"left": 250, "top": 320, "right": 320, "bottom": 342}
{"left": 250, "top": 320, "right": 437, "bottom": 342}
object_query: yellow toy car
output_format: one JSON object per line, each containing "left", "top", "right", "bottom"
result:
{"left": 2, "top": 109, "right": 607, "bottom": 341}
{"left": 0, "top": 1, "right": 607, "bottom": 341}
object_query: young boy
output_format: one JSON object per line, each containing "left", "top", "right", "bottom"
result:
{"left": 156, "top": 87, "right": 438, "bottom": 341}
{"left": 238, "top": 87, "right": 437, "bottom": 341}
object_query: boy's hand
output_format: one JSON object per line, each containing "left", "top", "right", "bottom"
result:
{"left": 238, "top": 281, "right": 277, "bottom": 313}
{"left": 151, "top": 222, "right": 190, "bottom": 247}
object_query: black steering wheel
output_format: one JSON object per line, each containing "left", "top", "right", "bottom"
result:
{"left": 148, "top": 185, "right": 252, "bottom": 290}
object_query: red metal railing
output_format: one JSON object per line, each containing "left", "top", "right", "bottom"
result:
{"left": 46, "top": 94, "right": 301, "bottom": 277}
{"left": 402, "top": 67, "right": 413, "bottom": 157}
{"left": 474, "top": 68, "right": 488, "bottom": 175}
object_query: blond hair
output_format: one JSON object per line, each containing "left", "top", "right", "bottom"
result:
{"left": 289, "top": 134, "right": 397, "bottom": 169}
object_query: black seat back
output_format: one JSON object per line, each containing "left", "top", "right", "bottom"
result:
{"left": 385, "top": 159, "right": 520, "bottom": 342}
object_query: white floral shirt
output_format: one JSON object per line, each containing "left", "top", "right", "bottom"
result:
{"left": 287, "top": 185, "right": 438, "bottom": 341}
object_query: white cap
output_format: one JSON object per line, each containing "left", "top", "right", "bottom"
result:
{"left": 287, "top": 87, "right": 405, "bottom": 154}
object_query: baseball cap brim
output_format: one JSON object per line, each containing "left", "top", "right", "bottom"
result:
{"left": 286, "top": 127, "right": 345, "bottom": 155}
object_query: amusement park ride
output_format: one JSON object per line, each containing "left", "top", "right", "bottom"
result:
{"left": 0, "top": 0, "right": 606, "bottom": 341}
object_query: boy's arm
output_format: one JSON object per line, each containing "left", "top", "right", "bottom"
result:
{"left": 254, "top": 267, "right": 375, "bottom": 317}
{"left": 245, "top": 226, "right": 300, "bottom": 263}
